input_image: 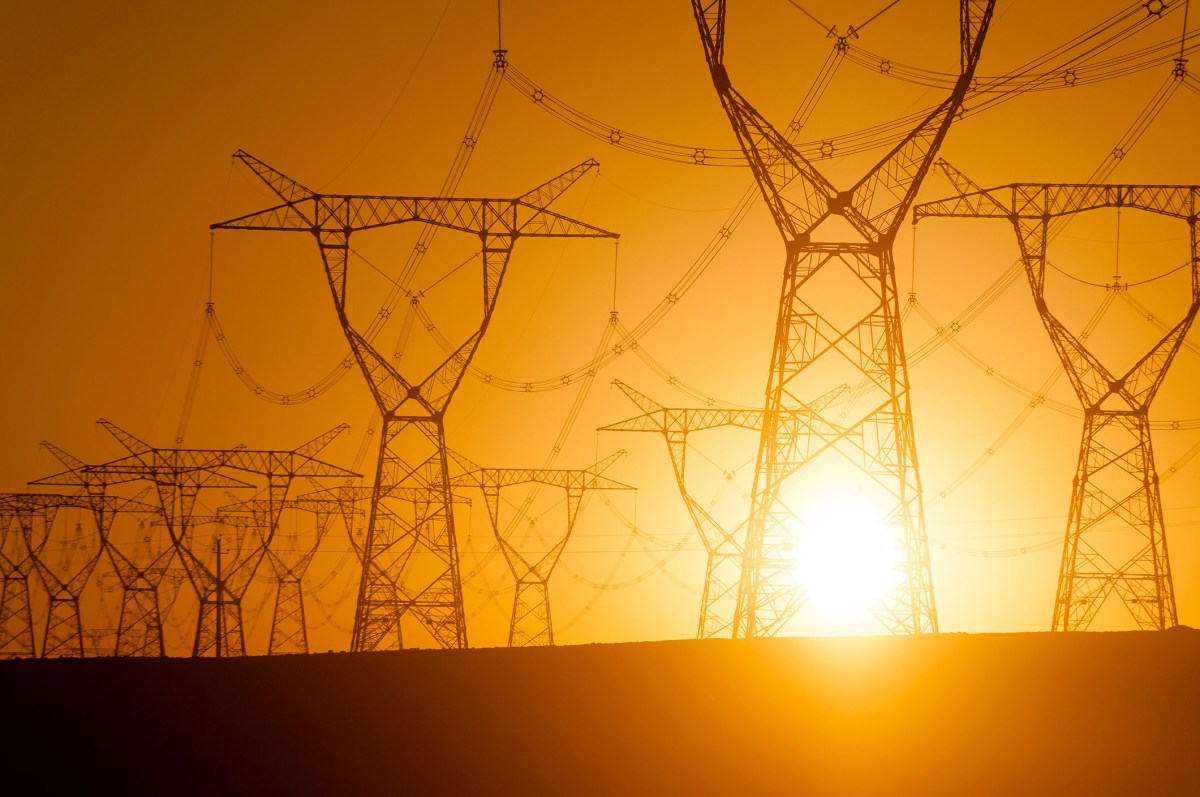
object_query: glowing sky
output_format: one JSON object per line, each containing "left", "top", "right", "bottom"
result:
{"left": 3, "top": 1, "right": 1198, "bottom": 649}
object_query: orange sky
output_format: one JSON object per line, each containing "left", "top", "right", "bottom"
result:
{"left": 3, "top": 1, "right": 1198, "bottom": 650}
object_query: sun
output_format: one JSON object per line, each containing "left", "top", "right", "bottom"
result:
{"left": 788, "top": 493, "right": 905, "bottom": 630}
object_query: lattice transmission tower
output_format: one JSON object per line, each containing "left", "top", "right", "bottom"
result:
{"left": 213, "top": 154, "right": 617, "bottom": 651}
{"left": 451, "top": 450, "right": 631, "bottom": 646}
{"left": 38, "top": 420, "right": 355, "bottom": 656}
{"left": 35, "top": 445, "right": 176, "bottom": 657}
{"left": 0, "top": 494, "right": 76, "bottom": 658}
{"left": 914, "top": 176, "right": 1199, "bottom": 631}
{"left": 690, "top": 0, "right": 996, "bottom": 636}
{"left": 219, "top": 494, "right": 335, "bottom": 655}
{"left": 28, "top": 500, "right": 103, "bottom": 658}
{"left": 599, "top": 381, "right": 763, "bottom": 639}
{"left": 600, "top": 381, "right": 850, "bottom": 638}
{"left": 34, "top": 443, "right": 161, "bottom": 656}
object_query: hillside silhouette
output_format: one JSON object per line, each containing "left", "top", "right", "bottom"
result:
{"left": 4, "top": 629, "right": 1198, "bottom": 795}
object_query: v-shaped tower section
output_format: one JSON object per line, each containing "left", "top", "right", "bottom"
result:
{"left": 212, "top": 155, "right": 618, "bottom": 650}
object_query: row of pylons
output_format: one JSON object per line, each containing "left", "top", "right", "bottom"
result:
{"left": 1, "top": 419, "right": 632, "bottom": 657}
{"left": 5, "top": 0, "right": 1197, "bottom": 657}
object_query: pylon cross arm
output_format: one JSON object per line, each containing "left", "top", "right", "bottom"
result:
{"left": 517, "top": 158, "right": 600, "bottom": 207}
{"left": 215, "top": 154, "right": 619, "bottom": 242}
{"left": 917, "top": 183, "right": 1200, "bottom": 222}
{"left": 912, "top": 190, "right": 1010, "bottom": 222}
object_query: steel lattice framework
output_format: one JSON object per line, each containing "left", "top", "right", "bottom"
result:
{"left": 0, "top": 493, "right": 77, "bottom": 658}
{"left": 451, "top": 451, "right": 631, "bottom": 646}
{"left": 690, "top": 0, "right": 996, "bottom": 636}
{"left": 38, "top": 421, "right": 356, "bottom": 656}
{"left": 27, "top": 497, "right": 103, "bottom": 659}
{"left": 599, "top": 381, "right": 852, "bottom": 638}
{"left": 220, "top": 494, "right": 337, "bottom": 656}
{"left": 599, "top": 381, "right": 762, "bottom": 639}
{"left": 35, "top": 443, "right": 163, "bottom": 656}
{"left": 212, "top": 154, "right": 617, "bottom": 651}
{"left": 914, "top": 179, "right": 1200, "bottom": 631}
{"left": 186, "top": 511, "right": 261, "bottom": 657}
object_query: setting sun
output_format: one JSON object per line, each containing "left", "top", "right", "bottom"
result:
{"left": 789, "top": 494, "right": 906, "bottom": 629}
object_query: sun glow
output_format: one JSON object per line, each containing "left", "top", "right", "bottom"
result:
{"left": 789, "top": 494, "right": 906, "bottom": 628}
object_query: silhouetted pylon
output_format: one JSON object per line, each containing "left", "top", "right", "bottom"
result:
{"left": 28, "top": 502, "right": 102, "bottom": 659}
{"left": 599, "top": 381, "right": 851, "bottom": 638}
{"left": 914, "top": 174, "right": 1200, "bottom": 630}
{"left": 219, "top": 496, "right": 329, "bottom": 656}
{"left": 292, "top": 484, "right": 372, "bottom": 562}
{"left": 212, "top": 153, "right": 618, "bottom": 651}
{"left": 71, "top": 420, "right": 354, "bottom": 656}
{"left": 451, "top": 450, "right": 632, "bottom": 646}
{"left": 0, "top": 494, "right": 76, "bottom": 658}
{"left": 33, "top": 443, "right": 162, "bottom": 656}
{"left": 598, "top": 381, "right": 762, "bottom": 638}
{"left": 690, "top": 0, "right": 995, "bottom": 636}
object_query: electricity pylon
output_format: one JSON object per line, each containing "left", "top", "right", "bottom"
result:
{"left": 33, "top": 443, "right": 160, "bottom": 656}
{"left": 0, "top": 494, "right": 75, "bottom": 658}
{"left": 212, "top": 153, "right": 618, "bottom": 651}
{"left": 36, "top": 444, "right": 172, "bottom": 656}
{"left": 186, "top": 512, "right": 262, "bottom": 657}
{"left": 690, "top": 0, "right": 995, "bottom": 637}
{"left": 77, "top": 417, "right": 252, "bottom": 651}
{"left": 216, "top": 501, "right": 312, "bottom": 657}
{"left": 914, "top": 177, "right": 1200, "bottom": 631}
{"left": 292, "top": 484, "right": 372, "bottom": 561}
{"left": 220, "top": 496, "right": 331, "bottom": 655}
{"left": 28, "top": 503, "right": 103, "bottom": 658}
{"left": 287, "top": 483, "right": 468, "bottom": 649}
{"left": 451, "top": 450, "right": 631, "bottom": 646}
{"left": 598, "top": 381, "right": 762, "bottom": 638}
{"left": 599, "top": 381, "right": 851, "bottom": 638}
{"left": 66, "top": 420, "right": 354, "bottom": 656}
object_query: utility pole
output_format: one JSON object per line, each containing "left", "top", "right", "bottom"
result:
{"left": 214, "top": 535, "right": 223, "bottom": 659}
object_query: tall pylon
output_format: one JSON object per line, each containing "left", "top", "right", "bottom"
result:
{"left": 213, "top": 154, "right": 618, "bottom": 651}
{"left": 914, "top": 177, "right": 1200, "bottom": 631}
{"left": 690, "top": 0, "right": 996, "bottom": 636}
{"left": 450, "top": 450, "right": 632, "bottom": 646}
